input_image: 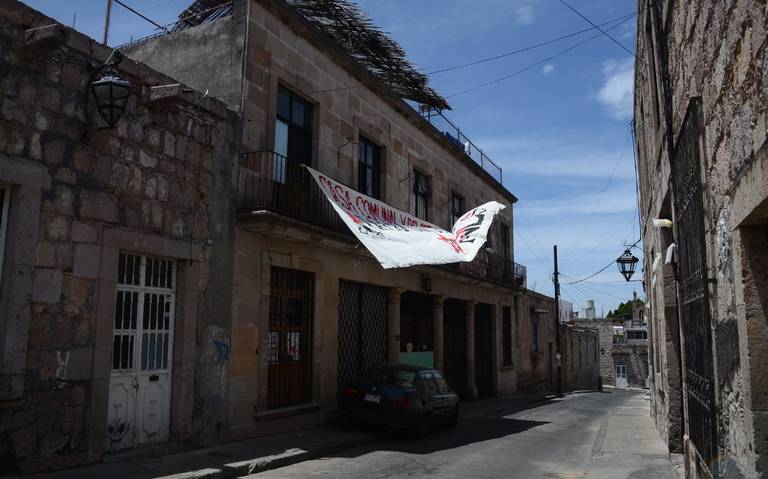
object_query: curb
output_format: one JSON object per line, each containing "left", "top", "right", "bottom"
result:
{"left": 226, "top": 439, "right": 374, "bottom": 478}
{"left": 158, "top": 436, "right": 379, "bottom": 479}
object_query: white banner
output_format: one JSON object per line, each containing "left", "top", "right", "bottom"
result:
{"left": 306, "top": 165, "right": 505, "bottom": 269}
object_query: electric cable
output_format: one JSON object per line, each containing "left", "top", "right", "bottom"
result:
{"left": 557, "top": 0, "right": 640, "bottom": 61}
{"left": 445, "top": 14, "right": 633, "bottom": 100}
{"left": 426, "top": 11, "right": 636, "bottom": 75}
{"left": 563, "top": 131, "right": 632, "bottom": 268}
{"left": 562, "top": 238, "right": 640, "bottom": 285}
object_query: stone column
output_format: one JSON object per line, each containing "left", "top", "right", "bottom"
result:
{"left": 433, "top": 295, "right": 445, "bottom": 371}
{"left": 466, "top": 300, "right": 478, "bottom": 399}
{"left": 388, "top": 288, "right": 404, "bottom": 363}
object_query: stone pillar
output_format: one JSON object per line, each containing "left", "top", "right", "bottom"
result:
{"left": 466, "top": 301, "right": 478, "bottom": 399}
{"left": 388, "top": 288, "right": 404, "bottom": 363}
{"left": 433, "top": 295, "right": 445, "bottom": 371}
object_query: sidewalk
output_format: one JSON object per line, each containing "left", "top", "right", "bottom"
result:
{"left": 585, "top": 392, "right": 685, "bottom": 479}
{"left": 15, "top": 392, "right": 553, "bottom": 479}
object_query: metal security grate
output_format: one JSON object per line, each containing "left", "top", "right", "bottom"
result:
{"left": 672, "top": 98, "right": 717, "bottom": 468}
{"left": 112, "top": 253, "right": 175, "bottom": 375}
{"left": 337, "top": 281, "right": 388, "bottom": 391}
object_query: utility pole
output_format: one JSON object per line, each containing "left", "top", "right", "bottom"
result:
{"left": 103, "top": 0, "right": 113, "bottom": 44}
{"left": 553, "top": 244, "right": 563, "bottom": 397}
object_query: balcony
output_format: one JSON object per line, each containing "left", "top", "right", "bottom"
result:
{"left": 419, "top": 108, "right": 503, "bottom": 183}
{"left": 237, "top": 150, "right": 349, "bottom": 236}
{"left": 237, "top": 150, "right": 526, "bottom": 288}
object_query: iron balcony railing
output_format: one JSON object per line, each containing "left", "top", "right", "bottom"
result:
{"left": 419, "top": 108, "right": 503, "bottom": 183}
{"left": 237, "top": 150, "right": 349, "bottom": 235}
{"left": 438, "top": 252, "right": 526, "bottom": 288}
{"left": 237, "top": 150, "right": 526, "bottom": 288}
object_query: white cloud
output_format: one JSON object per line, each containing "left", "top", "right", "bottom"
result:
{"left": 541, "top": 63, "right": 555, "bottom": 76}
{"left": 596, "top": 58, "right": 635, "bottom": 120}
{"left": 476, "top": 136, "right": 636, "bottom": 180}
{"left": 515, "top": 4, "right": 534, "bottom": 25}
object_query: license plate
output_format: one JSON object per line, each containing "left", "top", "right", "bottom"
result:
{"left": 364, "top": 393, "right": 381, "bottom": 403}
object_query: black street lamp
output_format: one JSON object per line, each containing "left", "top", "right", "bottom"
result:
{"left": 86, "top": 50, "right": 131, "bottom": 129}
{"left": 616, "top": 249, "right": 639, "bottom": 282}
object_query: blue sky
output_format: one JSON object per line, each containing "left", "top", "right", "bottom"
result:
{"left": 23, "top": 0, "right": 644, "bottom": 316}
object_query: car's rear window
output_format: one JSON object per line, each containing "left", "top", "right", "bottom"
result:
{"left": 364, "top": 366, "right": 417, "bottom": 388}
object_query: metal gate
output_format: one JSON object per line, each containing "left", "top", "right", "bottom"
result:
{"left": 672, "top": 98, "right": 717, "bottom": 467}
{"left": 108, "top": 253, "right": 175, "bottom": 451}
{"left": 337, "top": 281, "right": 388, "bottom": 390}
{"left": 268, "top": 267, "right": 314, "bottom": 409}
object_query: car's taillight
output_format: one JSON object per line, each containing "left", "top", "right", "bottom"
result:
{"left": 387, "top": 397, "right": 411, "bottom": 409}
{"left": 341, "top": 387, "right": 359, "bottom": 397}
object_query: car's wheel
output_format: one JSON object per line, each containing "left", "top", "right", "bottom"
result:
{"left": 448, "top": 405, "right": 459, "bottom": 428}
{"left": 414, "top": 414, "right": 431, "bottom": 439}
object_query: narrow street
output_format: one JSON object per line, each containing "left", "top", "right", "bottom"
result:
{"left": 246, "top": 390, "right": 682, "bottom": 479}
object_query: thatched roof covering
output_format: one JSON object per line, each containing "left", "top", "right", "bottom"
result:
{"left": 173, "top": 0, "right": 449, "bottom": 110}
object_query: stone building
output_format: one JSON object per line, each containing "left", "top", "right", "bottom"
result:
{"left": 0, "top": 0, "right": 601, "bottom": 473}
{"left": 0, "top": 2, "right": 241, "bottom": 472}
{"left": 634, "top": 0, "right": 768, "bottom": 477}
{"left": 577, "top": 294, "right": 648, "bottom": 389}
{"left": 561, "top": 324, "right": 600, "bottom": 392}
{"left": 124, "top": 0, "right": 575, "bottom": 441}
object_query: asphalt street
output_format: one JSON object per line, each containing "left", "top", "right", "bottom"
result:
{"left": 244, "top": 389, "right": 683, "bottom": 479}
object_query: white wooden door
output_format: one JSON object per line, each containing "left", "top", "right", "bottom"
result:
{"left": 615, "top": 363, "right": 627, "bottom": 388}
{"left": 108, "top": 253, "right": 175, "bottom": 451}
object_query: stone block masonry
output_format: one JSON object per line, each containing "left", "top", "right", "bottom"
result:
{"left": 0, "top": 1, "right": 241, "bottom": 473}
{"left": 634, "top": 0, "right": 768, "bottom": 476}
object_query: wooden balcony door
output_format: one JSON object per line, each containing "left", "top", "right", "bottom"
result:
{"left": 267, "top": 267, "right": 314, "bottom": 409}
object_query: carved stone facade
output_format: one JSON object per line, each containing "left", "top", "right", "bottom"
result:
{"left": 634, "top": 1, "right": 768, "bottom": 477}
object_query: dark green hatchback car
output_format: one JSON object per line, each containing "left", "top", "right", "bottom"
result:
{"left": 339, "top": 363, "right": 460, "bottom": 438}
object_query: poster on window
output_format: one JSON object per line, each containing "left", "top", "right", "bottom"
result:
{"left": 305, "top": 165, "right": 505, "bottom": 269}
{"left": 287, "top": 332, "right": 300, "bottom": 361}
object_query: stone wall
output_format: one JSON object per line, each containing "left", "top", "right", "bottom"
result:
{"left": 634, "top": 0, "right": 768, "bottom": 476}
{"left": 513, "top": 294, "right": 557, "bottom": 393}
{"left": 229, "top": 226, "right": 541, "bottom": 437}
{"left": 0, "top": 2, "right": 240, "bottom": 473}
{"left": 562, "top": 325, "right": 600, "bottom": 391}
{"left": 576, "top": 319, "right": 615, "bottom": 385}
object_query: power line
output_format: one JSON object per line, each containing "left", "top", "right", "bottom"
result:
{"left": 562, "top": 260, "right": 615, "bottom": 285}
{"left": 565, "top": 216, "right": 635, "bottom": 271}
{"left": 557, "top": 0, "right": 639, "bottom": 61}
{"left": 517, "top": 209, "right": 551, "bottom": 268}
{"left": 113, "top": 0, "right": 164, "bottom": 29}
{"left": 567, "top": 279, "right": 633, "bottom": 302}
{"left": 427, "top": 11, "right": 636, "bottom": 75}
{"left": 562, "top": 238, "right": 640, "bottom": 285}
{"left": 445, "top": 14, "right": 633, "bottom": 100}
{"left": 563, "top": 131, "right": 632, "bottom": 268}
{"left": 513, "top": 223, "right": 552, "bottom": 274}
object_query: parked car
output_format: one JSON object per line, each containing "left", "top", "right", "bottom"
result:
{"left": 339, "top": 363, "right": 460, "bottom": 438}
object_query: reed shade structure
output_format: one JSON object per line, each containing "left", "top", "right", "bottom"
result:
{"left": 172, "top": 0, "right": 234, "bottom": 32}
{"left": 172, "top": 0, "right": 449, "bottom": 110}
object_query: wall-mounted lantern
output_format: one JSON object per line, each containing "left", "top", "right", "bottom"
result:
{"left": 86, "top": 50, "right": 131, "bottom": 129}
{"left": 616, "top": 249, "right": 639, "bottom": 282}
